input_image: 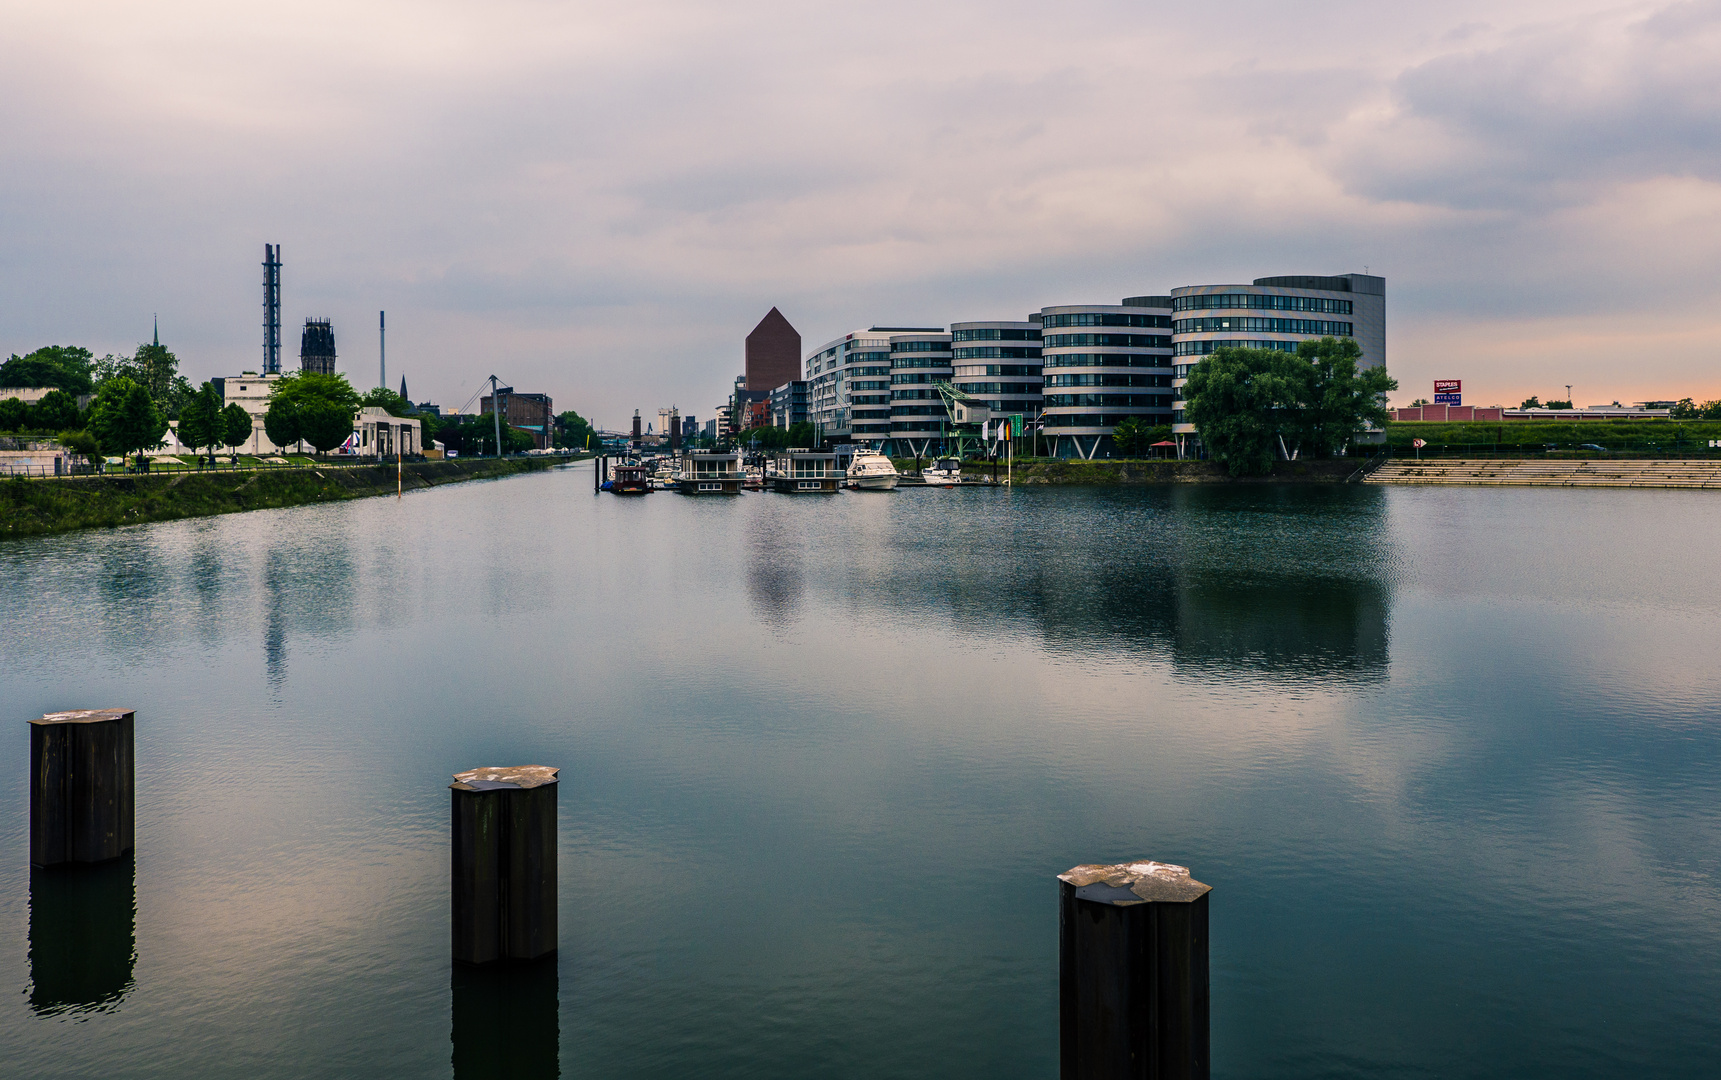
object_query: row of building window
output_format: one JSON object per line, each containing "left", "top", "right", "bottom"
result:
{"left": 891, "top": 405, "right": 945, "bottom": 416}
{"left": 891, "top": 340, "right": 951, "bottom": 353}
{"left": 1043, "top": 394, "right": 1175, "bottom": 408}
{"left": 1173, "top": 318, "right": 1353, "bottom": 336}
{"left": 952, "top": 328, "right": 1041, "bottom": 342}
{"left": 952, "top": 347, "right": 1042, "bottom": 360}
{"left": 1042, "top": 333, "right": 1171, "bottom": 349}
{"left": 851, "top": 395, "right": 890, "bottom": 406}
{"left": 1171, "top": 293, "right": 1352, "bottom": 314}
{"left": 893, "top": 388, "right": 939, "bottom": 400}
{"left": 891, "top": 373, "right": 940, "bottom": 384}
{"left": 851, "top": 380, "right": 889, "bottom": 391}
{"left": 891, "top": 357, "right": 952, "bottom": 370}
{"left": 1043, "top": 413, "right": 1171, "bottom": 428}
{"left": 952, "top": 364, "right": 1040, "bottom": 377}
{"left": 1172, "top": 339, "right": 1304, "bottom": 356}
{"left": 1041, "top": 353, "right": 1173, "bottom": 369}
{"left": 1044, "top": 373, "right": 1172, "bottom": 388}
{"left": 950, "top": 383, "right": 1039, "bottom": 395}
{"left": 1041, "top": 312, "right": 1171, "bottom": 329}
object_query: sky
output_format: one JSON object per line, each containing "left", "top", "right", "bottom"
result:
{"left": 3, "top": 0, "right": 1719, "bottom": 424}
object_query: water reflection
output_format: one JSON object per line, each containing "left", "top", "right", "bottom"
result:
{"left": 29, "top": 855, "right": 137, "bottom": 1016}
{"left": 873, "top": 486, "right": 1395, "bottom": 681}
{"left": 451, "top": 958, "right": 560, "bottom": 1079}
{"left": 261, "top": 541, "right": 356, "bottom": 688}
{"left": 747, "top": 506, "right": 803, "bottom": 628}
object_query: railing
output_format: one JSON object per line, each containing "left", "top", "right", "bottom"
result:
{"left": 1344, "top": 448, "right": 1390, "bottom": 483}
{"left": 3, "top": 449, "right": 593, "bottom": 480}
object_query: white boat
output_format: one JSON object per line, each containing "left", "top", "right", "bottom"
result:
{"left": 845, "top": 449, "right": 899, "bottom": 491}
{"left": 921, "top": 457, "right": 963, "bottom": 486}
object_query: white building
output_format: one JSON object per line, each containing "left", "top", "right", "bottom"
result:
{"left": 1039, "top": 297, "right": 1174, "bottom": 459}
{"left": 803, "top": 328, "right": 900, "bottom": 444}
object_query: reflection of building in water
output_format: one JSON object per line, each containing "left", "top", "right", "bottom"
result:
{"left": 1171, "top": 577, "right": 1388, "bottom": 678}
{"left": 451, "top": 957, "right": 558, "bottom": 1079}
{"left": 30, "top": 856, "right": 136, "bottom": 1015}
{"left": 263, "top": 543, "right": 356, "bottom": 687}
{"left": 747, "top": 512, "right": 804, "bottom": 627}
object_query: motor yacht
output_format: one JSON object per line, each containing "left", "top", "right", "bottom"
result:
{"left": 921, "top": 457, "right": 963, "bottom": 486}
{"left": 845, "top": 449, "right": 899, "bottom": 491}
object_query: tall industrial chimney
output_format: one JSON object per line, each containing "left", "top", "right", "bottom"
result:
{"left": 632, "top": 410, "right": 641, "bottom": 446}
{"left": 262, "top": 244, "right": 282, "bottom": 374}
{"left": 379, "top": 311, "right": 386, "bottom": 392}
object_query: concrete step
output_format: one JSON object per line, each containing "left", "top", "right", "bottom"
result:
{"left": 1366, "top": 459, "right": 1721, "bottom": 488}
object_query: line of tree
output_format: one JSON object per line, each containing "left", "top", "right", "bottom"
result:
{"left": 1182, "top": 337, "right": 1397, "bottom": 476}
{"left": 1670, "top": 398, "right": 1721, "bottom": 420}
{"left": 553, "top": 409, "right": 601, "bottom": 451}
{"left": 736, "top": 422, "right": 815, "bottom": 450}
{"left": 1110, "top": 418, "right": 1174, "bottom": 457}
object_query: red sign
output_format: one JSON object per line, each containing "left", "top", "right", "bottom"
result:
{"left": 1412, "top": 438, "right": 1427, "bottom": 448}
{"left": 1434, "top": 380, "right": 1461, "bottom": 394}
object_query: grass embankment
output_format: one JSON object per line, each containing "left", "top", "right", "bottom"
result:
{"left": 889, "top": 458, "right": 1357, "bottom": 484}
{"left": 1, "top": 457, "right": 567, "bottom": 540}
{"left": 1386, "top": 419, "right": 1721, "bottom": 454}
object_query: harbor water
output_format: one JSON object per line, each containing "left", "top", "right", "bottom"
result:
{"left": 2, "top": 463, "right": 1718, "bottom": 1078}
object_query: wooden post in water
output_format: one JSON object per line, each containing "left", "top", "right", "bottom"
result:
{"left": 450, "top": 766, "right": 559, "bottom": 965}
{"left": 30, "top": 710, "right": 135, "bottom": 868}
{"left": 1059, "top": 859, "right": 1211, "bottom": 1080}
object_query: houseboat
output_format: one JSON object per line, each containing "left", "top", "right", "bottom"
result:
{"left": 677, "top": 450, "right": 744, "bottom": 494}
{"left": 609, "top": 462, "right": 653, "bottom": 494}
{"left": 768, "top": 450, "right": 841, "bottom": 493}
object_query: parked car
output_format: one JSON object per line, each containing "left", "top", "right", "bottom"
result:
{"left": 1577, "top": 443, "right": 1606, "bottom": 451}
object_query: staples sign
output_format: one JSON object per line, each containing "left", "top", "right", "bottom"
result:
{"left": 1433, "top": 379, "right": 1462, "bottom": 405}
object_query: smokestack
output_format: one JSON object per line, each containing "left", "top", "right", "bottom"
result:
{"left": 631, "top": 410, "right": 641, "bottom": 445}
{"left": 262, "top": 244, "right": 282, "bottom": 374}
{"left": 379, "top": 311, "right": 386, "bottom": 392}
{"left": 669, "top": 407, "right": 680, "bottom": 451}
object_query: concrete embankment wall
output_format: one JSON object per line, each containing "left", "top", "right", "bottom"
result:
{"left": 1, "top": 457, "right": 571, "bottom": 540}
{"left": 989, "top": 460, "right": 1359, "bottom": 484}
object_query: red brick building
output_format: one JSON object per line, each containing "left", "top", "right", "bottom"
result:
{"left": 745, "top": 308, "right": 801, "bottom": 393}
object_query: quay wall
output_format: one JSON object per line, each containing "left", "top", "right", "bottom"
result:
{"left": 969, "top": 460, "right": 1358, "bottom": 484}
{"left": 1, "top": 457, "right": 570, "bottom": 540}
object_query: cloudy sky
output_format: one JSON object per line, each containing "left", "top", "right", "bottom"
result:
{"left": 4, "top": 0, "right": 1719, "bottom": 422}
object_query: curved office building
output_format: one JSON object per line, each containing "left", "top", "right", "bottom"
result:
{"left": 886, "top": 331, "right": 953, "bottom": 457}
{"left": 1039, "top": 297, "right": 1174, "bottom": 459}
{"left": 1171, "top": 274, "right": 1385, "bottom": 452}
{"left": 804, "top": 329, "right": 895, "bottom": 444}
{"left": 950, "top": 320, "right": 1043, "bottom": 438}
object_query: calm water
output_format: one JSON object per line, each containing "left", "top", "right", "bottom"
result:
{"left": 2, "top": 467, "right": 1719, "bottom": 1078}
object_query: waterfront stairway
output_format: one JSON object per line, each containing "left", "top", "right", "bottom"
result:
{"left": 1366, "top": 458, "right": 1721, "bottom": 488}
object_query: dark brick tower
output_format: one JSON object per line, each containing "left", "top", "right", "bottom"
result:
{"left": 300, "top": 319, "right": 337, "bottom": 376}
{"left": 745, "top": 308, "right": 801, "bottom": 392}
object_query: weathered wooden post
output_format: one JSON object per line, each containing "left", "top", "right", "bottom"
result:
{"left": 1059, "top": 859, "right": 1211, "bottom": 1080}
{"left": 30, "top": 709, "right": 135, "bottom": 868}
{"left": 451, "top": 766, "right": 558, "bottom": 965}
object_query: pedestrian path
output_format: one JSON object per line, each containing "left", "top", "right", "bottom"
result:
{"left": 1365, "top": 458, "right": 1721, "bottom": 488}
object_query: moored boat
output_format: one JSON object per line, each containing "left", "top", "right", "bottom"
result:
{"left": 921, "top": 457, "right": 963, "bottom": 486}
{"left": 769, "top": 450, "right": 841, "bottom": 493}
{"left": 677, "top": 450, "right": 744, "bottom": 494}
{"left": 845, "top": 449, "right": 899, "bottom": 491}
{"left": 609, "top": 463, "right": 653, "bottom": 494}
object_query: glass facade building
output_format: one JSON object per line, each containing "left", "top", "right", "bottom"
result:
{"left": 885, "top": 332, "right": 954, "bottom": 457}
{"left": 950, "top": 320, "right": 1043, "bottom": 438}
{"left": 1170, "top": 274, "right": 1386, "bottom": 454}
{"left": 1038, "top": 297, "right": 1173, "bottom": 459}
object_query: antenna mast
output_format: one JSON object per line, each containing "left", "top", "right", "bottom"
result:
{"left": 380, "top": 311, "right": 386, "bottom": 392}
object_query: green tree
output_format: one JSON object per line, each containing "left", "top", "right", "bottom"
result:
{"left": 1545, "top": 399, "right": 1573, "bottom": 410}
{"left": 266, "top": 372, "right": 360, "bottom": 456}
{"left": 1410, "top": 397, "right": 1431, "bottom": 407}
{"left": 33, "top": 389, "right": 82, "bottom": 431}
{"left": 1, "top": 347, "right": 96, "bottom": 395}
{"left": 1112, "top": 416, "right": 1154, "bottom": 457}
{"left": 58, "top": 429, "right": 102, "bottom": 468}
{"left": 1519, "top": 396, "right": 1543, "bottom": 409}
{"left": 0, "top": 397, "right": 28, "bottom": 432}
{"left": 554, "top": 409, "right": 600, "bottom": 450}
{"left": 1703, "top": 400, "right": 1721, "bottom": 421}
{"left": 88, "top": 376, "right": 168, "bottom": 460}
{"left": 177, "top": 382, "right": 224, "bottom": 457}
{"left": 1288, "top": 336, "right": 1396, "bottom": 458}
{"left": 1182, "top": 346, "right": 1307, "bottom": 476}
{"left": 221, "top": 403, "right": 254, "bottom": 453}
{"left": 360, "top": 387, "right": 413, "bottom": 416}
{"left": 785, "top": 421, "right": 815, "bottom": 448}
{"left": 1670, "top": 398, "right": 1698, "bottom": 419}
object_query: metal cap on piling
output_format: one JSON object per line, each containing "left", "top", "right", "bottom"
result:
{"left": 450, "top": 766, "right": 559, "bottom": 965}
{"left": 1059, "top": 859, "right": 1211, "bottom": 1080}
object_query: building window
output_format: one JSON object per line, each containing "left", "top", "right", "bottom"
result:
{"left": 1040, "top": 313, "right": 1171, "bottom": 329}
{"left": 1042, "top": 333, "right": 1171, "bottom": 349}
{"left": 1171, "top": 293, "right": 1352, "bottom": 314}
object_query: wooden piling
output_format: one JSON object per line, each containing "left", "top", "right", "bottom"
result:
{"left": 451, "top": 766, "right": 559, "bottom": 965}
{"left": 1059, "top": 859, "right": 1211, "bottom": 1080}
{"left": 30, "top": 709, "right": 135, "bottom": 868}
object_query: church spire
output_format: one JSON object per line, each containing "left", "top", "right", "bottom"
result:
{"left": 399, "top": 373, "right": 409, "bottom": 402}
{"left": 153, "top": 314, "right": 159, "bottom": 347}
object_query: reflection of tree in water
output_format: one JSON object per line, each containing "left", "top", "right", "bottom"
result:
{"left": 30, "top": 855, "right": 136, "bottom": 1016}
{"left": 262, "top": 541, "right": 356, "bottom": 688}
{"left": 747, "top": 508, "right": 803, "bottom": 629}
{"left": 841, "top": 485, "right": 1394, "bottom": 684}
